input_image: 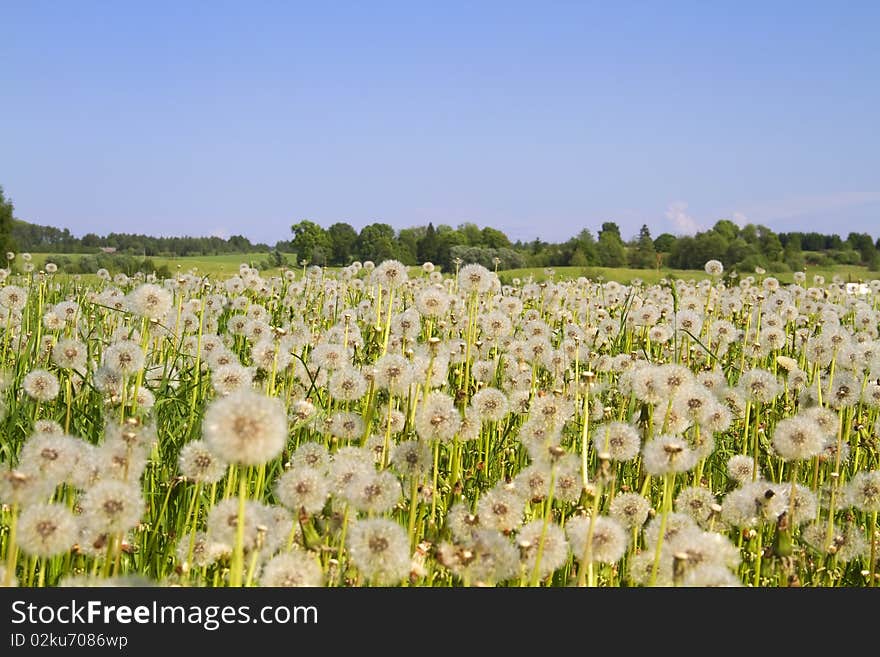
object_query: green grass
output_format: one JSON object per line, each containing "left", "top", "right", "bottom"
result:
{"left": 21, "top": 252, "right": 880, "bottom": 286}
{"left": 497, "top": 264, "right": 879, "bottom": 285}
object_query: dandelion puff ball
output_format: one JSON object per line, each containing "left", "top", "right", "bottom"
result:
{"left": 80, "top": 480, "right": 144, "bottom": 534}
{"left": 517, "top": 519, "right": 569, "bottom": 580}
{"left": 202, "top": 389, "right": 287, "bottom": 466}
{"left": 260, "top": 550, "right": 325, "bottom": 587}
{"left": 274, "top": 466, "right": 329, "bottom": 515}
{"left": 178, "top": 440, "right": 228, "bottom": 484}
{"left": 565, "top": 515, "right": 628, "bottom": 564}
{"left": 16, "top": 502, "right": 79, "bottom": 558}
{"left": 126, "top": 283, "right": 173, "bottom": 320}
{"left": 347, "top": 518, "right": 411, "bottom": 586}
{"left": 22, "top": 369, "right": 60, "bottom": 402}
{"left": 771, "top": 415, "right": 824, "bottom": 461}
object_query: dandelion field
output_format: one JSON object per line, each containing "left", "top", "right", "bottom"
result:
{"left": 1, "top": 255, "right": 879, "bottom": 588}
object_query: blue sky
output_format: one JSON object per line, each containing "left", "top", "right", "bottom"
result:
{"left": 1, "top": 1, "right": 878, "bottom": 245}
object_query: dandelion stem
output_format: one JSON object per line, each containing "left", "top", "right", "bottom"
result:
{"left": 230, "top": 469, "right": 248, "bottom": 587}
{"left": 3, "top": 504, "right": 19, "bottom": 587}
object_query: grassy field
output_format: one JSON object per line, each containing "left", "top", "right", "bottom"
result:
{"left": 22, "top": 252, "right": 880, "bottom": 285}
{"left": 477, "top": 264, "right": 876, "bottom": 286}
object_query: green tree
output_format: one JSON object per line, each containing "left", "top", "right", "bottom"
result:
{"left": 417, "top": 222, "right": 440, "bottom": 264}
{"left": 458, "top": 222, "right": 483, "bottom": 246}
{"left": 290, "top": 220, "right": 331, "bottom": 264}
{"left": 596, "top": 222, "right": 626, "bottom": 267}
{"left": 396, "top": 226, "right": 423, "bottom": 265}
{"left": 327, "top": 222, "right": 359, "bottom": 265}
{"left": 782, "top": 234, "right": 805, "bottom": 271}
{"left": 434, "top": 225, "right": 466, "bottom": 270}
{"left": 357, "top": 223, "right": 399, "bottom": 262}
{"left": 0, "top": 186, "right": 18, "bottom": 255}
{"left": 629, "top": 224, "right": 657, "bottom": 269}
{"left": 757, "top": 225, "right": 783, "bottom": 261}
{"left": 481, "top": 226, "right": 511, "bottom": 249}
{"left": 653, "top": 232, "right": 676, "bottom": 253}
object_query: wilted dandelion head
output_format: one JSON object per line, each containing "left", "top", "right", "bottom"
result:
{"left": 202, "top": 389, "right": 287, "bottom": 466}
{"left": 260, "top": 550, "right": 324, "bottom": 587}
{"left": 178, "top": 440, "right": 228, "bottom": 484}
{"left": 22, "top": 369, "right": 60, "bottom": 402}
{"left": 565, "top": 515, "right": 628, "bottom": 564}
{"left": 16, "top": 502, "right": 79, "bottom": 558}
{"left": 275, "top": 466, "right": 329, "bottom": 515}
{"left": 80, "top": 480, "right": 144, "bottom": 534}
{"left": 347, "top": 518, "right": 411, "bottom": 585}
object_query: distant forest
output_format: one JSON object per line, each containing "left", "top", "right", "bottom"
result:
{"left": 3, "top": 182, "right": 879, "bottom": 274}
{"left": 10, "top": 215, "right": 880, "bottom": 276}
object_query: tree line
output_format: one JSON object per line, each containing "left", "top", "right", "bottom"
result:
{"left": 284, "top": 218, "right": 880, "bottom": 274}
{"left": 2, "top": 185, "right": 879, "bottom": 274}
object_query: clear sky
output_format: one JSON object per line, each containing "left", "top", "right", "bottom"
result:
{"left": 1, "top": 1, "right": 879, "bottom": 245}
